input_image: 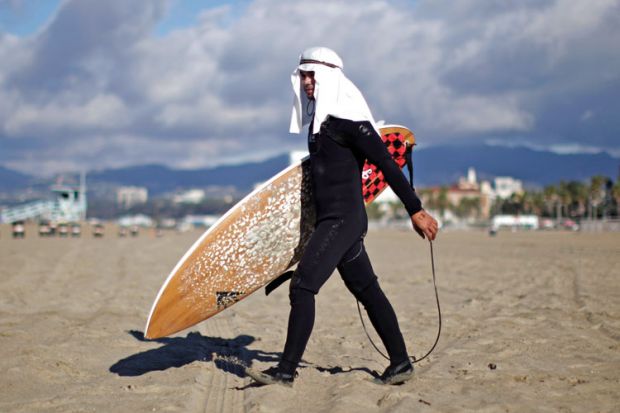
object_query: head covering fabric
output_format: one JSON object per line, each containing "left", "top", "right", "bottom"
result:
{"left": 289, "top": 47, "right": 378, "bottom": 135}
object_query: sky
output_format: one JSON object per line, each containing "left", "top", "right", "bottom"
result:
{"left": 0, "top": 0, "right": 618, "bottom": 175}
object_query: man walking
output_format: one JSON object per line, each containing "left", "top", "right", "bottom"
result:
{"left": 246, "top": 47, "right": 438, "bottom": 386}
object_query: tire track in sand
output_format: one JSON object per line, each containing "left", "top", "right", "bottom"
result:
{"left": 571, "top": 259, "right": 620, "bottom": 342}
{"left": 185, "top": 316, "right": 246, "bottom": 413}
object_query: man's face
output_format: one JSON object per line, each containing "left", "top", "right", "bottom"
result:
{"left": 300, "top": 70, "right": 315, "bottom": 99}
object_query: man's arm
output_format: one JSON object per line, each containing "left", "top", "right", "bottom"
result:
{"left": 334, "top": 118, "right": 438, "bottom": 240}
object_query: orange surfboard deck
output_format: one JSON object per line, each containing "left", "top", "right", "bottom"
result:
{"left": 145, "top": 126, "right": 415, "bottom": 339}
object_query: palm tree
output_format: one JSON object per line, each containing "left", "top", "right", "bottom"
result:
{"left": 418, "top": 188, "right": 437, "bottom": 211}
{"left": 543, "top": 185, "right": 558, "bottom": 218}
{"left": 365, "top": 202, "right": 384, "bottom": 221}
{"left": 456, "top": 197, "right": 481, "bottom": 219}
{"left": 509, "top": 192, "right": 524, "bottom": 214}
{"left": 588, "top": 175, "right": 607, "bottom": 219}
{"left": 557, "top": 181, "right": 572, "bottom": 221}
{"left": 612, "top": 180, "right": 620, "bottom": 218}
{"left": 437, "top": 187, "right": 450, "bottom": 220}
{"left": 529, "top": 191, "right": 545, "bottom": 216}
{"left": 565, "top": 181, "right": 587, "bottom": 218}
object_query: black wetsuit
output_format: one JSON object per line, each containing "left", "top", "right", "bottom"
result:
{"left": 278, "top": 116, "right": 423, "bottom": 375}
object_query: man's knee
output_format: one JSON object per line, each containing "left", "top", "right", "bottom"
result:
{"left": 289, "top": 268, "right": 321, "bottom": 297}
{"left": 289, "top": 285, "right": 315, "bottom": 306}
{"left": 338, "top": 250, "right": 378, "bottom": 298}
{"left": 353, "top": 277, "right": 380, "bottom": 298}
{"left": 289, "top": 270, "right": 316, "bottom": 303}
{"left": 341, "top": 241, "right": 364, "bottom": 264}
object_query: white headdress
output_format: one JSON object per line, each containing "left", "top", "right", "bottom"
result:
{"left": 289, "top": 47, "right": 378, "bottom": 135}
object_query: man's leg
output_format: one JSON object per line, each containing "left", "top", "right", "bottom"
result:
{"left": 248, "top": 218, "right": 361, "bottom": 385}
{"left": 279, "top": 218, "right": 359, "bottom": 373}
{"left": 337, "top": 241, "right": 409, "bottom": 366}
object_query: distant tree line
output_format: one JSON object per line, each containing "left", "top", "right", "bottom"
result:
{"left": 86, "top": 175, "right": 620, "bottom": 223}
{"left": 87, "top": 196, "right": 238, "bottom": 221}
{"left": 368, "top": 175, "right": 620, "bottom": 222}
{"left": 492, "top": 175, "right": 619, "bottom": 220}
{"left": 417, "top": 188, "right": 482, "bottom": 219}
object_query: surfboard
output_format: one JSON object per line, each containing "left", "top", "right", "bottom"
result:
{"left": 144, "top": 125, "right": 415, "bottom": 339}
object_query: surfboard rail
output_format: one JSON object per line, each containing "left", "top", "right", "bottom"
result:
{"left": 144, "top": 158, "right": 308, "bottom": 335}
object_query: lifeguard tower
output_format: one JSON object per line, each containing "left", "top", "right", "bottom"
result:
{"left": 0, "top": 174, "right": 87, "bottom": 223}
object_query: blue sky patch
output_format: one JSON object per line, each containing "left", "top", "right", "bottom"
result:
{"left": 0, "top": 0, "right": 62, "bottom": 36}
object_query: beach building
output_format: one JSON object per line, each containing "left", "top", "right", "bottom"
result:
{"left": 457, "top": 167, "right": 480, "bottom": 191}
{"left": 493, "top": 176, "right": 524, "bottom": 199}
{"left": 422, "top": 167, "right": 492, "bottom": 220}
{"left": 492, "top": 214, "right": 539, "bottom": 230}
{"left": 0, "top": 175, "right": 87, "bottom": 223}
{"left": 117, "top": 214, "right": 154, "bottom": 228}
{"left": 421, "top": 168, "right": 526, "bottom": 221}
{"left": 181, "top": 214, "right": 220, "bottom": 228}
{"left": 173, "top": 189, "right": 206, "bottom": 205}
{"left": 116, "top": 186, "right": 148, "bottom": 209}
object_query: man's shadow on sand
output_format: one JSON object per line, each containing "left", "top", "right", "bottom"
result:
{"left": 110, "top": 330, "right": 375, "bottom": 382}
{"left": 109, "top": 330, "right": 279, "bottom": 378}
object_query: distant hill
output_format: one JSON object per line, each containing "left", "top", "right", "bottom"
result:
{"left": 0, "top": 166, "right": 32, "bottom": 191}
{"left": 87, "top": 154, "right": 290, "bottom": 194}
{"left": 413, "top": 144, "right": 619, "bottom": 187}
{"left": 1, "top": 145, "right": 618, "bottom": 195}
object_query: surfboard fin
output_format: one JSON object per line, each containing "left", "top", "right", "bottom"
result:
{"left": 265, "top": 271, "right": 294, "bottom": 296}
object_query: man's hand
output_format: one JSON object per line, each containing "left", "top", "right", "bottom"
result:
{"left": 411, "top": 210, "right": 438, "bottom": 241}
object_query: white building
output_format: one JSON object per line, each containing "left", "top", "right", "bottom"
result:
{"left": 458, "top": 167, "right": 523, "bottom": 200}
{"left": 493, "top": 177, "right": 523, "bottom": 199}
{"left": 182, "top": 214, "right": 221, "bottom": 228}
{"left": 117, "top": 186, "right": 148, "bottom": 209}
{"left": 118, "top": 214, "right": 154, "bottom": 227}
{"left": 458, "top": 167, "right": 479, "bottom": 190}
{"left": 492, "top": 214, "right": 539, "bottom": 230}
{"left": 173, "top": 189, "right": 205, "bottom": 204}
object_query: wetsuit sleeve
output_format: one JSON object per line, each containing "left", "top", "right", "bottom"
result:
{"left": 336, "top": 119, "right": 423, "bottom": 216}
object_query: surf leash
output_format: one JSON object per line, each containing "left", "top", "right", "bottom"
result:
{"left": 356, "top": 239, "right": 441, "bottom": 364}
{"left": 357, "top": 140, "right": 442, "bottom": 364}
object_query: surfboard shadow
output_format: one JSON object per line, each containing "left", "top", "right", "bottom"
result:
{"left": 109, "top": 330, "right": 280, "bottom": 378}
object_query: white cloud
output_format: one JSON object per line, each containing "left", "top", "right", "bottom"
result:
{"left": 0, "top": 0, "right": 619, "bottom": 175}
{"left": 486, "top": 138, "right": 620, "bottom": 158}
{"left": 5, "top": 93, "right": 129, "bottom": 135}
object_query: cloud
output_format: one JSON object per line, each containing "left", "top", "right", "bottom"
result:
{"left": 5, "top": 93, "right": 129, "bottom": 135}
{"left": 0, "top": 0, "right": 619, "bottom": 175}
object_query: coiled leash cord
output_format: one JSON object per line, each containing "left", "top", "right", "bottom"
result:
{"left": 356, "top": 239, "right": 441, "bottom": 364}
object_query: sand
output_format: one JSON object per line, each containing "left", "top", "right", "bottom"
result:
{"left": 0, "top": 225, "right": 618, "bottom": 412}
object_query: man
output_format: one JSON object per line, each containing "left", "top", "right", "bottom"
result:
{"left": 246, "top": 47, "right": 438, "bottom": 386}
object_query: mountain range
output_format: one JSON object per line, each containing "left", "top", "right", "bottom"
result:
{"left": 1, "top": 144, "right": 618, "bottom": 195}
{"left": 0, "top": 166, "right": 32, "bottom": 192}
{"left": 413, "top": 144, "right": 619, "bottom": 187}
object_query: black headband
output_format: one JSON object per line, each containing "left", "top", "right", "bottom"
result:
{"left": 299, "top": 58, "right": 340, "bottom": 69}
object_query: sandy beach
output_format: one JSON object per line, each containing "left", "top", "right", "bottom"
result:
{"left": 0, "top": 226, "right": 618, "bottom": 412}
